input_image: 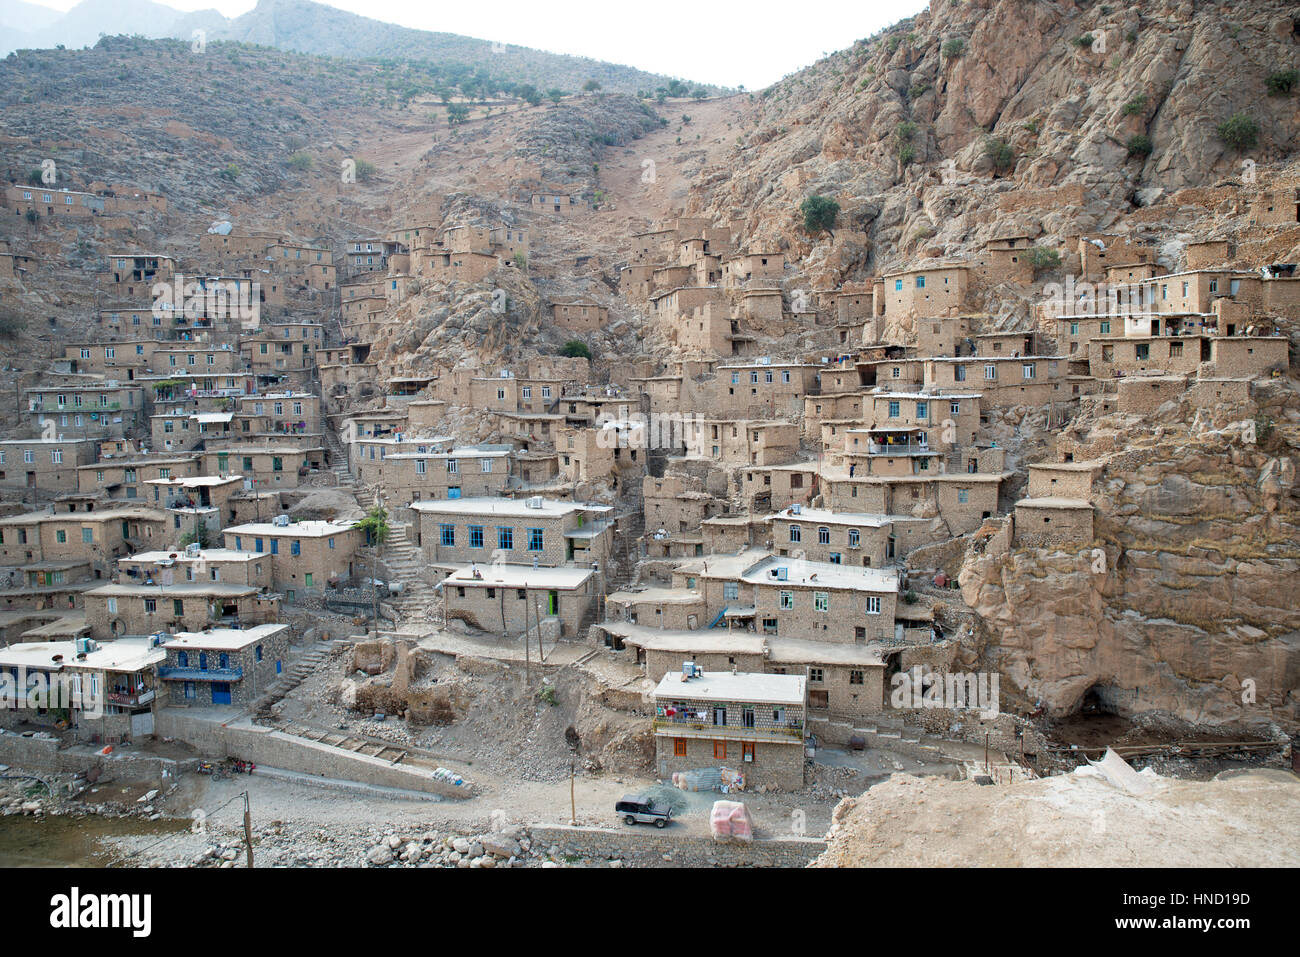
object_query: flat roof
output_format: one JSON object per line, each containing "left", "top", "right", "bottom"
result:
{"left": 121, "top": 548, "right": 263, "bottom": 564}
{"left": 0, "top": 636, "right": 163, "bottom": 672}
{"left": 1016, "top": 497, "right": 1093, "bottom": 509}
{"left": 145, "top": 475, "right": 243, "bottom": 487}
{"left": 768, "top": 506, "right": 891, "bottom": 528}
{"left": 766, "top": 637, "right": 887, "bottom": 667}
{"left": 653, "top": 670, "right": 806, "bottom": 706}
{"left": 165, "top": 623, "right": 290, "bottom": 651}
{"left": 224, "top": 520, "right": 357, "bottom": 536}
{"left": 0, "top": 507, "right": 168, "bottom": 526}
{"left": 442, "top": 563, "right": 593, "bottom": 590}
{"left": 740, "top": 555, "right": 899, "bottom": 593}
{"left": 86, "top": 582, "right": 261, "bottom": 597}
{"left": 411, "top": 497, "right": 611, "bottom": 519}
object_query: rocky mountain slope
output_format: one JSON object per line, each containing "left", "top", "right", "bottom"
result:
{"left": 687, "top": 0, "right": 1300, "bottom": 281}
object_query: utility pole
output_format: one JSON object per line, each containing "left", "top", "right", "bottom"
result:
{"left": 569, "top": 761, "right": 576, "bottom": 826}
{"left": 523, "top": 581, "right": 531, "bottom": 685}
{"left": 533, "top": 592, "right": 545, "bottom": 664}
{"left": 242, "top": 791, "right": 254, "bottom": 868}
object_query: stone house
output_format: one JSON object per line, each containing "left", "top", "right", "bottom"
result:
{"left": 0, "top": 506, "right": 169, "bottom": 577}
{"left": 706, "top": 360, "right": 821, "bottom": 418}
{"left": 83, "top": 582, "right": 280, "bottom": 637}
{"left": 412, "top": 497, "right": 614, "bottom": 569}
{"left": 439, "top": 563, "right": 597, "bottom": 639}
{"left": 118, "top": 548, "right": 273, "bottom": 589}
{"left": 222, "top": 519, "right": 364, "bottom": 598}
{"left": 821, "top": 474, "right": 1002, "bottom": 537}
{"left": 764, "top": 505, "right": 896, "bottom": 568}
{"left": 25, "top": 384, "right": 146, "bottom": 441}
{"left": 160, "top": 623, "right": 291, "bottom": 707}
{"left": 374, "top": 444, "right": 514, "bottom": 505}
{"left": 875, "top": 265, "right": 970, "bottom": 318}
{"left": 685, "top": 419, "right": 799, "bottom": 467}
{"left": 652, "top": 669, "right": 806, "bottom": 790}
{"left": 1013, "top": 498, "right": 1094, "bottom": 547}
{"left": 737, "top": 462, "right": 820, "bottom": 512}
{"left": 77, "top": 456, "right": 201, "bottom": 501}
{"left": 200, "top": 445, "right": 326, "bottom": 489}
{"left": 552, "top": 298, "right": 608, "bottom": 332}
{"left": 0, "top": 438, "right": 95, "bottom": 493}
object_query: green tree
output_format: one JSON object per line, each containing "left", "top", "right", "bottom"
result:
{"left": 357, "top": 505, "right": 390, "bottom": 632}
{"left": 582, "top": 79, "right": 601, "bottom": 93}
{"left": 1126, "top": 133, "right": 1153, "bottom": 157}
{"left": 547, "top": 88, "right": 565, "bottom": 104}
{"left": 1216, "top": 112, "right": 1259, "bottom": 151}
{"left": 218, "top": 163, "right": 240, "bottom": 182}
{"left": 1030, "top": 247, "right": 1062, "bottom": 271}
{"left": 559, "top": 340, "right": 592, "bottom": 360}
{"left": 983, "top": 136, "right": 1016, "bottom": 174}
{"left": 287, "top": 152, "right": 313, "bottom": 170}
{"left": 447, "top": 103, "right": 470, "bottom": 125}
{"left": 354, "top": 159, "right": 377, "bottom": 182}
{"left": 941, "top": 38, "right": 965, "bottom": 58}
{"left": 800, "top": 194, "right": 840, "bottom": 236}
{"left": 1266, "top": 69, "right": 1299, "bottom": 96}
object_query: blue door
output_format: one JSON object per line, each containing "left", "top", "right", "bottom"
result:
{"left": 448, "top": 487, "right": 461, "bottom": 499}
{"left": 211, "top": 682, "right": 231, "bottom": 705}
{"left": 275, "top": 659, "right": 282, "bottom": 674}
{"left": 199, "top": 652, "right": 208, "bottom": 671}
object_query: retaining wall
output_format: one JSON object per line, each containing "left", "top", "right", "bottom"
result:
{"left": 529, "top": 823, "right": 824, "bottom": 867}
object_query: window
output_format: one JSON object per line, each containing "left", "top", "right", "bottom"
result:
{"left": 144, "top": 598, "right": 157, "bottom": 613}
{"left": 447, "top": 459, "right": 459, "bottom": 474}
{"left": 290, "top": 540, "right": 301, "bottom": 556}
{"left": 304, "top": 573, "right": 313, "bottom": 588}
{"left": 828, "top": 552, "right": 842, "bottom": 564}
{"left": 328, "top": 538, "right": 335, "bottom": 549}
{"left": 81, "top": 527, "right": 93, "bottom": 543}
{"left": 481, "top": 458, "right": 493, "bottom": 473}
{"left": 814, "top": 592, "right": 828, "bottom": 612}
{"left": 866, "top": 596, "right": 881, "bottom": 615}
{"left": 527, "top": 528, "right": 544, "bottom": 551}
{"left": 809, "top": 668, "right": 823, "bottom": 682}
{"left": 1022, "top": 363, "right": 1036, "bottom": 379}
{"left": 888, "top": 400, "right": 900, "bottom": 418}
{"left": 915, "top": 275, "right": 925, "bottom": 288}
{"left": 674, "top": 738, "right": 687, "bottom": 757}
{"left": 415, "top": 459, "right": 427, "bottom": 475}
{"left": 713, "top": 741, "right": 727, "bottom": 760}
{"left": 818, "top": 526, "right": 830, "bottom": 544}
{"left": 1100, "top": 320, "right": 1111, "bottom": 334}
{"left": 541, "top": 387, "right": 551, "bottom": 399}
{"left": 789, "top": 524, "right": 801, "bottom": 543}
{"left": 723, "top": 582, "right": 739, "bottom": 600}
{"left": 850, "top": 670, "right": 864, "bottom": 685}
{"left": 957, "top": 488, "right": 969, "bottom": 504}
{"left": 984, "top": 365, "right": 997, "bottom": 380}
{"left": 951, "top": 400, "right": 961, "bottom": 415}
{"left": 468, "top": 525, "right": 484, "bottom": 548}
{"left": 106, "top": 597, "right": 117, "bottom": 614}
{"left": 440, "top": 524, "right": 456, "bottom": 547}
{"left": 56, "top": 529, "right": 66, "bottom": 543}
{"left": 895, "top": 279, "right": 903, "bottom": 291}
{"left": 848, "top": 528, "right": 860, "bottom": 547}
{"left": 497, "top": 527, "right": 513, "bottom": 550}
{"left": 779, "top": 590, "right": 794, "bottom": 609}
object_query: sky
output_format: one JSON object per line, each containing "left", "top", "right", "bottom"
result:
{"left": 37, "top": 0, "right": 930, "bottom": 89}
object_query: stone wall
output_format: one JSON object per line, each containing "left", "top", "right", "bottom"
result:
{"left": 527, "top": 823, "right": 825, "bottom": 867}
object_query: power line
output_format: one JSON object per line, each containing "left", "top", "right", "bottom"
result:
{"left": 106, "top": 789, "right": 247, "bottom": 867}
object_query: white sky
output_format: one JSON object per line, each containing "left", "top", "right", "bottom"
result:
{"left": 37, "top": 0, "right": 929, "bottom": 89}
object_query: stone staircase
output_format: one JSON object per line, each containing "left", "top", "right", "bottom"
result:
{"left": 381, "top": 521, "right": 440, "bottom": 621}
{"left": 253, "top": 637, "right": 347, "bottom": 718}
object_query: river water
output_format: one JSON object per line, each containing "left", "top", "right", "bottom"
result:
{"left": 0, "top": 814, "right": 188, "bottom": 867}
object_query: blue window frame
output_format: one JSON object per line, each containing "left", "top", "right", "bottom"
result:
{"left": 290, "top": 540, "right": 301, "bottom": 556}
{"left": 270, "top": 540, "right": 279, "bottom": 555}
{"left": 497, "top": 526, "right": 513, "bottom": 550}
{"left": 527, "top": 528, "right": 544, "bottom": 551}
{"left": 468, "top": 525, "right": 484, "bottom": 548}
{"left": 440, "top": 523, "right": 456, "bottom": 547}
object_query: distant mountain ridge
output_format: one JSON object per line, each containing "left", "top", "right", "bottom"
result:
{"left": 0, "top": 0, "right": 721, "bottom": 94}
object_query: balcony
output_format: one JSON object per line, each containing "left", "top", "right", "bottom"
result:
{"left": 106, "top": 688, "right": 156, "bottom": 707}
{"left": 157, "top": 665, "right": 243, "bottom": 682}
{"left": 867, "top": 441, "right": 930, "bottom": 455}
{"left": 652, "top": 715, "right": 804, "bottom": 742}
